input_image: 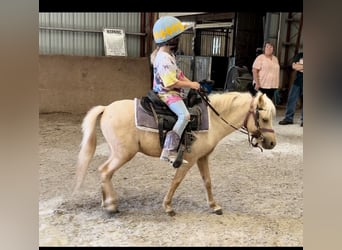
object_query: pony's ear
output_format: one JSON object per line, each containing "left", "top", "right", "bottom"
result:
{"left": 258, "top": 93, "right": 266, "bottom": 108}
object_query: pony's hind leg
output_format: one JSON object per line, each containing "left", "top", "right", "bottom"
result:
{"left": 98, "top": 154, "right": 134, "bottom": 214}
{"left": 197, "top": 155, "right": 222, "bottom": 215}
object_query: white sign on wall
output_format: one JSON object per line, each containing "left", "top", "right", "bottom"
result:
{"left": 103, "top": 28, "right": 127, "bottom": 56}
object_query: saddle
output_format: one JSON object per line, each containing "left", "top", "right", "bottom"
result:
{"left": 140, "top": 89, "right": 205, "bottom": 151}
{"left": 136, "top": 80, "right": 213, "bottom": 168}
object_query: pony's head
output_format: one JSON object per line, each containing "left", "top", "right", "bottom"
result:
{"left": 245, "top": 92, "right": 277, "bottom": 150}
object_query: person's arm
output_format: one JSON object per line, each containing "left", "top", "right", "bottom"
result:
{"left": 169, "top": 79, "right": 200, "bottom": 90}
{"left": 292, "top": 61, "right": 303, "bottom": 72}
{"left": 292, "top": 53, "right": 303, "bottom": 72}
{"left": 159, "top": 55, "right": 200, "bottom": 90}
{"left": 181, "top": 75, "right": 191, "bottom": 82}
{"left": 252, "top": 68, "right": 261, "bottom": 90}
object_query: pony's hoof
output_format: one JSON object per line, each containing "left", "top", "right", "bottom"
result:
{"left": 104, "top": 208, "right": 120, "bottom": 216}
{"left": 214, "top": 208, "right": 223, "bottom": 215}
{"left": 103, "top": 203, "right": 119, "bottom": 215}
{"left": 167, "top": 210, "right": 176, "bottom": 217}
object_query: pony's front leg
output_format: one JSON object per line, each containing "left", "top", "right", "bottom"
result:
{"left": 197, "top": 155, "right": 222, "bottom": 215}
{"left": 163, "top": 164, "right": 192, "bottom": 216}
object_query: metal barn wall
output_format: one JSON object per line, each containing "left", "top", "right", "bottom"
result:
{"left": 265, "top": 12, "right": 303, "bottom": 62}
{"left": 264, "top": 12, "right": 303, "bottom": 89}
{"left": 176, "top": 56, "right": 212, "bottom": 82}
{"left": 39, "top": 12, "right": 142, "bottom": 57}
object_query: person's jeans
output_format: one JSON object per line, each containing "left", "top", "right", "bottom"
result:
{"left": 168, "top": 100, "right": 190, "bottom": 137}
{"left": 284, "top": 84, "right": 303, "bottom": 122}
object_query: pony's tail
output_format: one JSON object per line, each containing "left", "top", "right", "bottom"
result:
{"left": 73, "top": 105, "right": 106, "bottom": 194}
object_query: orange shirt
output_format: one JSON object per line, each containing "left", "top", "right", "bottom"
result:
{"left": 252, "top": 54, "right": 280, "bottom": 89}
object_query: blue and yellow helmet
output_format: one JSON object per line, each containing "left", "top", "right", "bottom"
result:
{"left": 153, "top": 16, "right": 185, "bottom": 44}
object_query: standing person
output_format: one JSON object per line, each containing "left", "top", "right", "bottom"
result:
{"left": 252, "top": 41, "right": 280, "bottom": 102}
{"left": 150, "top": 16, "right": 201, "bottom": 165}
{"left": 279, "top": 52, "right": 304, "bottom": 126}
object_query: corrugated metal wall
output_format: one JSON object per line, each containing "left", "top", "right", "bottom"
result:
{"left": 263, "top": 12, "right": 303, "bottom": 64}
{"left": 263, "top": 12, "right": 303, "bottom": 89}
{"left": 200, "top": 31, "right": 228, "bottom": 57}
{"left": 179, "top": 30, "right": 230, "bottom": 57}
{"left": 176, "top": 55, "right": 212, "bottom": 81}
{"left": 39, "top": 13, "right": 142, "bottom": 57}
{"left": 178, "top": 31, "right": 193, "bottom": 55}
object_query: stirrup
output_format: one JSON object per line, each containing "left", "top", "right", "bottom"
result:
{"left": 168, "top": 156, "right": 188, "bottom": 165}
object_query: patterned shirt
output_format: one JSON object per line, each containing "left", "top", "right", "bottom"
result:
{"left": 252, "top": 54, "right": 280, "bottom": 89}
{"left": 152, "top": 50, "right": 186, "bottom": 105}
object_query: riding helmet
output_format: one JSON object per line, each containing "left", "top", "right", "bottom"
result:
{"left": 153, "top": 16, "right": 187, "bottom": 45}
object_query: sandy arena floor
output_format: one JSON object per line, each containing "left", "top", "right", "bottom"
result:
{"left": 39, "top": 107, "right": 303, "bottom": 247}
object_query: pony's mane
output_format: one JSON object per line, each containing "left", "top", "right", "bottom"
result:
{"left": 208, "top": 91, "right": 252, "bottom": 114}
{"left": 208, "top": 91, "right": 276, "bottom": 117}
{"left": 254, "top": 92, "right": 276, "bottom": 117}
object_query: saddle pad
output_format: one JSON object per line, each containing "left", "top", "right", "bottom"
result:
{"left": 134, "top": 98, "right": 209, "bottom": 133}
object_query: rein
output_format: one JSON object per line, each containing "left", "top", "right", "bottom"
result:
{"left": 197, "top": 88, "right": 274, "bottom": 152}
{"left": 197, "top": 89, "right": 248, "bottom": 135}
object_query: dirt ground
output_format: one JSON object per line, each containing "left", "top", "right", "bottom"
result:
{"left": 39, "top": 106, "right": 303, "bottom": 247}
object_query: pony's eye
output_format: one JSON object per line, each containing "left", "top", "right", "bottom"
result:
{"left": 262, "top": 118, "right": 268, "bottom": 123}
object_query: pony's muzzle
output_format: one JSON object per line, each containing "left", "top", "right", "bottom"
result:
{"left": 254, "top": 129, "right": 276, "bottom": 150}
{"left": 260, "top": 133, "right": 276, "bottom": 149}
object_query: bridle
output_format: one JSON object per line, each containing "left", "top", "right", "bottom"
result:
{"left": 197, "top": 88, "right": 274, "bottom": 152}
{"left": 242, "top": 97, "right": 275, "bottom": 152}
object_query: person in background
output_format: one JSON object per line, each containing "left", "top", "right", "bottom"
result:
{"left": 150, "top": 16, "right": 201, "bottom": 166}
{"left": 252, "top": 41, "right": 280, "bottom": 102}
{"left": 279, "top": 52, "right": 304, "bottom": 126}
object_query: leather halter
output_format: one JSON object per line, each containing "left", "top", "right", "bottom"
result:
{"left": 243, "top": 97, "right": 275, "bottom": 151}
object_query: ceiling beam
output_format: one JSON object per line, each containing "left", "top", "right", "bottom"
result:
{"left": 176, "top": 12, "right": 235, "bottom": 22}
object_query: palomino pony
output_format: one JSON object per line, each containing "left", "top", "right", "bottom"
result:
{"left": 73, "top": 90, "right": 277, "bottom": 216}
